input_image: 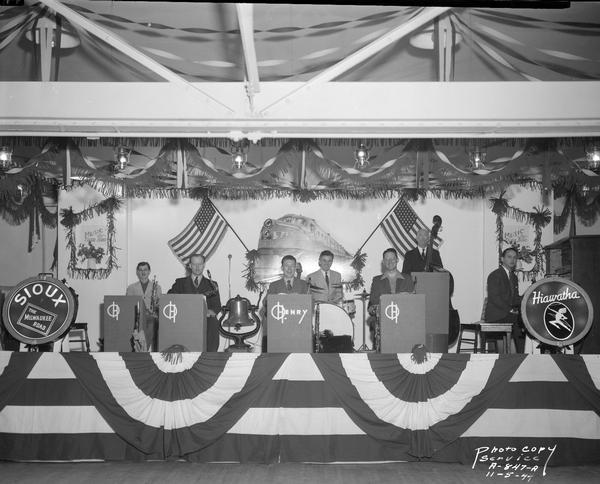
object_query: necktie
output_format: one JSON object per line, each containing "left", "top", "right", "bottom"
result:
{"left": 286, "top": 280, "right": 292, "bottom": 291}
{"left": 325, "top": 272, "right": 330, "bottom": 287}
{"left": 422, "top": 249, "right": 426, "bottom": 259}
{"left": 194, "top": 276, "right": 199, "bottom": 287}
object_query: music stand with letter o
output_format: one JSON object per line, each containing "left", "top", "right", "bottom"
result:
{"left": 158, "top": 294, "right": 207, "bottom": 352}
{"left": 103, "top": 296, "right": 145, "bottom": 352}
{"left": 267, "top": 294, "right": 313, "bottom": 352}
{"left": 379, "top": 294, "right": 426, "bottom": 353}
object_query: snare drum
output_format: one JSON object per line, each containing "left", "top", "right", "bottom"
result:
{"left": 313, "top": 302, "right": 354, "bottom": 353}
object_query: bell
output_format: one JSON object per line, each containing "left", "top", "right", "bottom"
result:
{"left": 226, "top": 297, "right": 254, "bottom": 330}
{"left": 218, "top": 295, "right": 261, "bottom": 352}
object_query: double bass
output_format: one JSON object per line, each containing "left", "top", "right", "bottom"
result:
{"left": 424, "top": 215, "right": 460, "bottom": 347}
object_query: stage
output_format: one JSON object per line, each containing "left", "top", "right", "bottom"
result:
{"left": 0, "top": 351, "right": 599, "bottom": 472}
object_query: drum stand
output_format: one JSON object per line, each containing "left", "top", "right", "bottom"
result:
{"left": 356, "top": 290, "right": 371, "bottom": 352}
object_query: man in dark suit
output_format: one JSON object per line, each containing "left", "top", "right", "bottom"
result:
{"left": 485, "top": 247, "right": 525, "bottom": 353}
{"left": 367, "top": 248, "right": 415, "bottom": 347}
{"left": 261, "top": 254, "right": 309, "bottom": 351}
{"left": 168, "top": 253, "right": 222, "bottom": 352}
{"left": 401, "top": 228, "right": 443, "bottom": 274}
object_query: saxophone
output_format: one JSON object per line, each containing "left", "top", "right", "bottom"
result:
{"left": 149, "top": 276, "right": 159, "bottom": 316}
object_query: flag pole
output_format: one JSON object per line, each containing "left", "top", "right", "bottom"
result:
{"left": 355, "top": 197, "right": 402, "bottom": 254}
{"left": 208, "top": 198, "right": 250, "bottom": 252}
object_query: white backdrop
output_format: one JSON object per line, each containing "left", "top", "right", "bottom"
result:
{"left": 57, "top": 185, "right": 552, "bottom": 352}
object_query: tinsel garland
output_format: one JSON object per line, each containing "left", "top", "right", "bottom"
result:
{"left": 489, "top": 192, "right": 551, "bottom": 282}
{"left": 243, "top": 249, "right": 260, "bottom": 292}
{"left": 60, "top": 197, "right": 122, "bottom": 279}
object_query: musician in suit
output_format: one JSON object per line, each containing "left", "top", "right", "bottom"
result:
{"left": 168, "top": 253, "right": 222, "bottom": 352}
{"left": 261, "top": 254, "right": 310, "bottom": 351}
{"left": 401, "top": 228, "right": 443, "bottom": 274}
{"left": 126, "top": 261, "right": 162, "bottom": 351}
{"left": 306, "top": 250, "right": 343, "bottom": 305}
{"left": 485, "top": 247, "right": 525, "bottom": 353}
{"left": 367, "top": 248, "right": 415, "bottom": 345}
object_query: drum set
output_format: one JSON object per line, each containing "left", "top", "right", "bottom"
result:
{"left": 312, "top": 290, "right": 372, "bottom": 353}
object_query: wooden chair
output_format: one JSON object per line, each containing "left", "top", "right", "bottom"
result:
{"left": 456, "top": 321, "right": 480, "bottom": 353}
{"left": 67, "top": 322, "right": 90, "bottom": 352}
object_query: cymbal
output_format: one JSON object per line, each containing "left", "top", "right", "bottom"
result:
{"left": 358, "top": 291, "right": 370, "bottom": 299}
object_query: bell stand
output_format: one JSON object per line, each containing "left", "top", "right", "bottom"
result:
{"left": 356, "top": 289, "right": 371, "bottom": 352}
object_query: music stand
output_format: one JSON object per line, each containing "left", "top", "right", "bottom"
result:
{"left": 356, "top": 289, "right": 371, "bottom": 352}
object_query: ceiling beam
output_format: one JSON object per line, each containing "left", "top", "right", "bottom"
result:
{"left": 236, "top": 3, "right": 261, "bottom": 108}
{"left": 35, "top": 0, "right": 235, "bottom": 114}
{"left": 1, "top": 81, "right": 599, "bottom": 139}
{"left": 259, "top": 6, "right": 451, "bottom": 116}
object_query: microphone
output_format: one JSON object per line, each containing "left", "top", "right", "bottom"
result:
{"left": 228, "top": 254, "right": 232, "bottom": 260}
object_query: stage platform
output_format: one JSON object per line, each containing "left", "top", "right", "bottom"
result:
{"left": 0, "top": 351, "right": 599, "bottom": 472}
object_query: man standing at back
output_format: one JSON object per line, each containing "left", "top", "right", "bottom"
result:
{"left": 306, "top": 250, "right": 343, "bottom": 305}
{"left": 402, "top": 228, "right": 443, "bottom": 274}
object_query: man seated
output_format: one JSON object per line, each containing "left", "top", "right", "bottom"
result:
{"left": 484, "top": 247, "right": 525, "bottom": 353}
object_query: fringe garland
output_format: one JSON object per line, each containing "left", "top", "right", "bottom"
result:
{"left": 61, "top": 197, "right": 122, "bottom": 279}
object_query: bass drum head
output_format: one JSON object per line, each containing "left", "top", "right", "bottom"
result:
{"left": 314, "top": 302, "right": 354, "bottom": 353}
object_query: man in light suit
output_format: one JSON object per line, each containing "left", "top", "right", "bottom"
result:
{"left": 261, "top": 254, "right": 309, "bottom": 351}
{"left": 306, "top": 250, "right": 343, "bottom": 305}
{"left": 485, "top": 247, "right": 525, "bottom": 353}
{"left": 126, "top": 261, "right": 162, "bottom": 351}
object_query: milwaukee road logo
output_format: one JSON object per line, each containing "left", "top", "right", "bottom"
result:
{"left": 530, "top": 287, "right": 580, "bottom": 305}
{"left": 15, "top": 303, "right": 57, "bottom": 337}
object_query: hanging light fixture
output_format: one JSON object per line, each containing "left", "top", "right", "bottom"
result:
{"left": 468, "top": 142, "right": 488, "bottom": 175}
{"left": 585, "top": 141, "right": 600, "bottom": 173}
{"left": 354, "top": 143, "right": 370, "bottom": 169}
{"left": 114, "top": 147, "right": 130, "bottom": 171}
{"left": 231, "top": 140, "right": 247, "bottom": 171}
{"left": 0, "top": 146, "right": 13, "bottom": 171}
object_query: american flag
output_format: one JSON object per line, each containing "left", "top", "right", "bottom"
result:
{"left": 168, "top": 198, "right": 227, "bottom": 265}
{"left": 380, "top": 198, "right": 441, "bottom": 256}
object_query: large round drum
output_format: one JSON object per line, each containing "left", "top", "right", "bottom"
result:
{"left": 314, "top": 302, "right": 354, "bottom": 352}
{"left": 520, "top": 277, "right": 593, "bottom": 348}
{"left": 2, "top": 275, "right": 77, "bottom": 345}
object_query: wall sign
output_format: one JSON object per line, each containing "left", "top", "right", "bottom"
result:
{"left": 521, "top": 277, "right": 593, "bottom": 347}
{"left": 2, "top": 275, "right": 76, "bottom": 345}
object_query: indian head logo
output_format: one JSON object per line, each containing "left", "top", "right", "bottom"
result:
{"left": 522, "top": 277, "right": 593, "bottom": 348}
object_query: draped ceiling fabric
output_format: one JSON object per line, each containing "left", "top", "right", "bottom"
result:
{"left": 1, "top": 3, "right": 599, "bottom": 82}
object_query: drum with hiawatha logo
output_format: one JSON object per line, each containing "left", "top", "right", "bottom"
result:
{"left": 2, "top": 274, "right": 77, "bottom": 345}
{"left": 521, "top": 277, "right": 593, "bottom": 348}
